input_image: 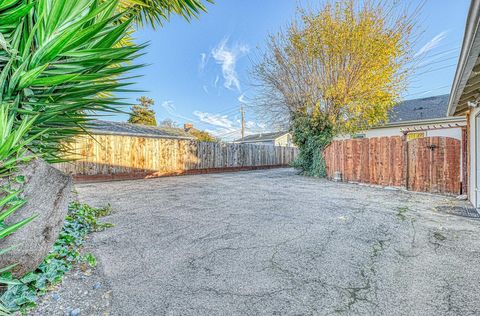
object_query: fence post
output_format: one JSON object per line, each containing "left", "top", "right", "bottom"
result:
{"left": 402, "top": 132, "right": 409, "bottom": 190}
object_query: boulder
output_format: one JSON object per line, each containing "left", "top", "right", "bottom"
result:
{"left": 0, "top": 158, "right": 73, "bottom": 276}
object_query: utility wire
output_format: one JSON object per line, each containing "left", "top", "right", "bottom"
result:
{"left": 413, "top": 46, "right": 459, "bottom": 60}
{"left": 403, "top": 85, "right": 451, "bottom": 98}
{"left": 216, "top": 130, "right": 241, "bottom": 138}
{"left": 414, "top": 55, "right": 459, "bottom": 70}
{"left": 413, "top": 63, "right": 457, "bottom": 77}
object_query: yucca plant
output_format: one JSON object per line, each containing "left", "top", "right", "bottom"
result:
{"left": 0, "top": 105, "right": 40, "bottom": 176}
{"left": 0, "top": 104, "right": 38, "bottom": 238}
{"left": 118, "top": 0, "right": 213, "bottom": 28}
{"left": 0, "top": 0, "right": 147, "bottom": 162}
{"left": 0, "top": 1, "right": 143, "bottom": 313}
{"left": 0, "top": 105, "right": 38, "bottom": 315}
{"left": 0, "top": 0, "right": 213, "bottom": 161}
{"left": 0, "top": 0, "right": 210, "bottom": 313}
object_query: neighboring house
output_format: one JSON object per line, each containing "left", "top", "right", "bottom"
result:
{"left": 88, "top": 120, "right": 195, "bottom": 140}
{"left": 448, "top": 0, "right": 480, "bottom": 208}
{"left": 337, "top": 94, "right": 466, "bottom": 141}
{"left": 235, "top": 132, "right": 295, "bottom": 147}
{"left": 183, "top": 123, "right": 218, "bottom": 142}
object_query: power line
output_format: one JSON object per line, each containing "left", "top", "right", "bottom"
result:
{"left": 216, "top": 129, "right": 240, "bottom": 138}
{"left": 214, "top": 102, "right": 260, "bottom": 116}
{"left": 414, "top": 55, "right": 459, "bottom": 70}
{"left": 217, "top": 108, "right": 241, "bottom": 116}
{"left": 412, "top": 63, "right": 457, "bottom": 77}
{"left": 403, "top": 85, "right": 451, "bottom": 98}
{"left": 214, "top": 105, "right": 242, "bottom": 116}
{"left": 416, "top": 46, "right": 460, "bottom": 59}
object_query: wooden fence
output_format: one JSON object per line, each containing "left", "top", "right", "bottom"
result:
{"left": 324, "top": 136, "right": 462, "bottom": 195}
{"left": 406, "top": 137, "right": 461, "bottom": 194}
{"left": 324, "top": 137, "right": 404, "bottom": 187}
{"left": 56, "top": 134, "right": 298, "bottom": 182}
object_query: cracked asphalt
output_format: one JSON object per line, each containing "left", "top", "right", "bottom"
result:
{"left": 73, "top": 168, "right": 480, "bottom": 316}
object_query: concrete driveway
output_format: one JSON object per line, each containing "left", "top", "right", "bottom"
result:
{"left": 64, "top": 169, "right": 480, "bottom": 315}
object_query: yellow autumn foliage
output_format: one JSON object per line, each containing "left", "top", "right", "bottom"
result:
{"left": 254, "top": 0, "right": 417, "bottom": 134}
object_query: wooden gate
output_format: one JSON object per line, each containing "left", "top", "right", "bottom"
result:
{"left": 324, "top": 136, "right": 463, "bottom": 196}
{"left": 406, "top": 137, "right": 461, "bottom": 195}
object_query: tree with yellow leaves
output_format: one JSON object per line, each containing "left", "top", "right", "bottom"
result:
{"left": 253, "top": 0, "right": 418, "bottom": 176}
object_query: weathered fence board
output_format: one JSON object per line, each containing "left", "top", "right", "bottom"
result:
{"left": 324, "top": 136, "right": 461, "bottom": 195}
{"left": 56, "top": 134, "right": 298, "bottom": 181}
{"left": 406, "top": 137, "right": 461, "bottom": 195}
{"left": 324, "top": 137, "right": 404, "bottom": 186}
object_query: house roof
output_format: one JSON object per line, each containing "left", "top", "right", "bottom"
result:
{"left": 235, "top": 131, "right": 289, "bottom": 143}
{"left": 88, "top": 120, "right": 195, "bottom": 140}
{"left": 448, "top": 0, "right": 480, "bottom": 116}
{"left": 388, "top": 94, "right": 450, "bottom": 124}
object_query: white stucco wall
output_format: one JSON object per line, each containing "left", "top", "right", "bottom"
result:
{"left": 274, "top": 133, "right": 295, "bottom": 147}
{"left": 469, "top": 107, "right": 480, "bottom": 207}
{"left": 336, "top": 122, "right": 465, "bottom": 141}
{"left": 363, "top": 126, "right": 403, "bottom": 138}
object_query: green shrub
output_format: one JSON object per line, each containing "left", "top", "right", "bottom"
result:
{"left": 291, "top": 113, "right": 334, "bottom": 178}
{"left": 0, "top": 202, "right": 112, "bottom": 313}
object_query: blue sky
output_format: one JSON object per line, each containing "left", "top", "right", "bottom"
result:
{"left": 110, "top": 0, "right": 471, "bottom": 140}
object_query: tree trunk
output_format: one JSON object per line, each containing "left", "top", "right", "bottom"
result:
{"left": 0, "top": 158, "right": 73, "bottom": 276}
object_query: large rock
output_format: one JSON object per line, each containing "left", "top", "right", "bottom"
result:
{"left": 0, "top": 158, "right": 73, "bottom": 276}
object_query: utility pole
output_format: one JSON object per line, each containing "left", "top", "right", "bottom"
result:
{"left": 241, "top": 105, "right": 245, "bottom": 141}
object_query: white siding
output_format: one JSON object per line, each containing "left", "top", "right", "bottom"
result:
{"left": 367, "top": 126, "right": 463, "bottom": 139}
{"left": 274, "top": 133, "right": 294, "bottom": 147}
{"left": 336, "top": 123, "right": 465, "bottom": 141}
{"left": 364, "top": 127, "right": 403, "bottom": 138}
{"left": 469, "top": 107, "right": 480, "bottom": 207}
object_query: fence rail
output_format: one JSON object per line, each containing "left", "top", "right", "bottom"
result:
{"left": 56, "top": 134, "right": 298, "bottom": 182}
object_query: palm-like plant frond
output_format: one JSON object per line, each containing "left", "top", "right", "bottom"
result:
{"left": 0, "top": 104, "right": 37, "bottom": 315}
{"left": 118, "top": 0, "right": 213, "bottom": 29}
{"left": 0, "top": 0, "right": 144, "bottom": 162}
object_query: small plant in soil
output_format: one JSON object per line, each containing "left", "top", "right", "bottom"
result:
{"left": 0, "top": 202, "right": 112, "bottom": 313}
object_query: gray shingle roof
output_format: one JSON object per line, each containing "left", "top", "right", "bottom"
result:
{"left": 89, "top": 120, "right": 194, "bottom": 139}
{"left": 388, "top": 94, "right": 450, "bottom": 123}
{"left": 235, "top": 131, "right": 289, "bottom": 142}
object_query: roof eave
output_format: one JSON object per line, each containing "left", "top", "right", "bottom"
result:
{"left": 234, "top": 132, "right": 290, "bottom": 143}
{"left": 88, "top": 129, "right": 195, "bottom": 140}
{"left": 448, "top": 0, "right": 480, "bottom": 116}
{"left": 371, "top": 116, "right": 466, "bottom": 130}
{"left": 236, "top": 139, "right": 276, "bottom": 143}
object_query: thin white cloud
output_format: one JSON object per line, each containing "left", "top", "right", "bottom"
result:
{"left": 211, "top": 38, "right": 249, "bottom": 92}
{"left": 199, "top": 53, "right": 208, "bottom": 72}
{"left": 214, "top": 75, "right": 219, "bottom": 88}
{"left": 160, "top": 103, "right": 269, "bottom": 141}
{"left": 257, "top": 122, "right": 267, "bottom": 130}
{"left": 194, "top": 111, "right": 234, "bottom": 129}
{"left": 245, "top": 121, "right": 257, "bottom": 129}
{"left": 238, "top": 93, "right": 247, "bottom": 104}
{"left": 415, "top": 31, "right": 448, "bottom": 57}
{"left": 160, "top": 101, "right": 198, "bottom": 123}
{"left": 160, "top": 100, "right": 176, "bottom": 112}
{"left": 193, "top": 110, "right": 269, "bottom": 140}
